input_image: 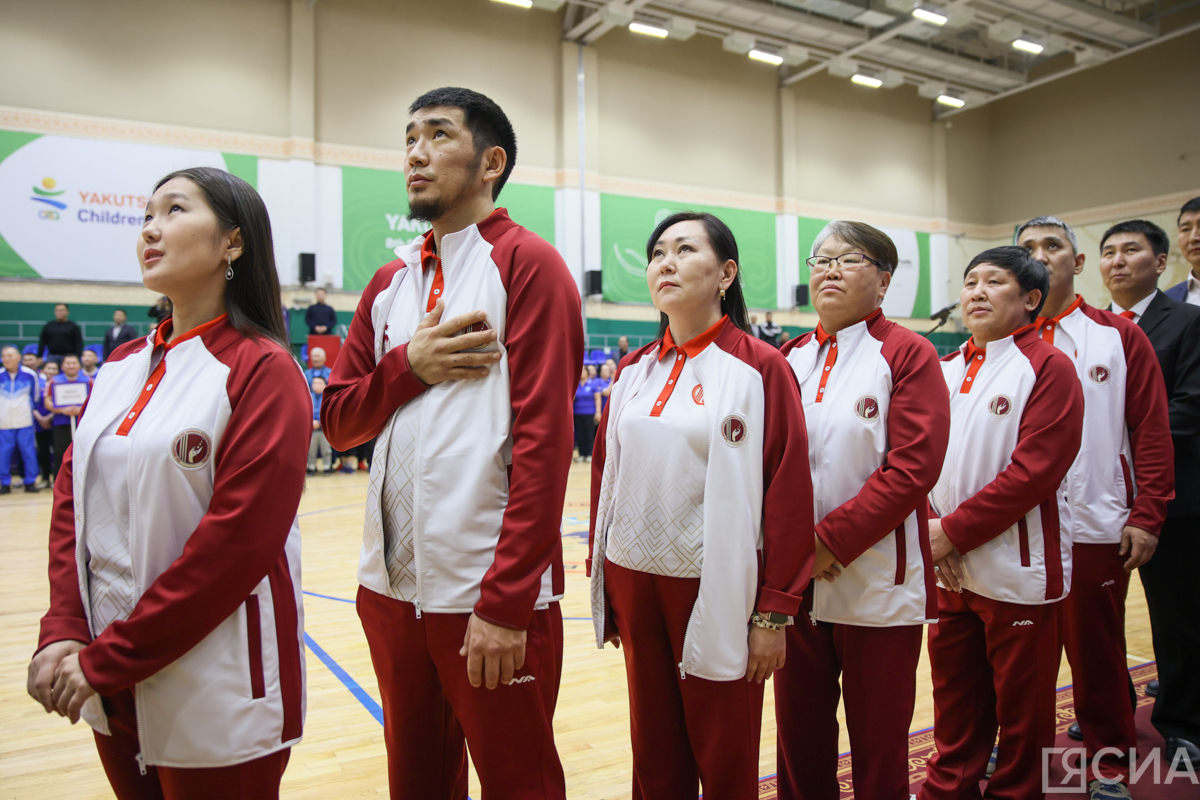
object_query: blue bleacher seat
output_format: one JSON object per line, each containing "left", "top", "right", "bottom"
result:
{"left": 300, "top": 344, "right": 309, "bottom": 364}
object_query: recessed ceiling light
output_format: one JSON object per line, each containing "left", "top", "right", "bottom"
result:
{"left": 1012, "top": 38, "right": 1044, "bottom": 54}
{"left": 629, "top": 21, "right": 669, "bottom": 37}
{"left": 491, "top": 0, "right": 533, "bottom": 7}
{"left": 912, "top": 8, "right": 948, "bottom": 25}
{"left": 937, "top": 94, "right": 966, "bottom": 107}
{"left": 749, "top": 49, "right": 784, "bottom": 65}
{"left": 851, "top": 73, "right": 883, "bottom": 88}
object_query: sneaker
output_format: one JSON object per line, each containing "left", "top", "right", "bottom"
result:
{"left": 24, "top": 483, "right": 40, "bottom": 493}
{"left": 324, "top": 469, "right": 335, "bottom": 476}
{"left": 0, "top": 485, "right": 10, "bottom": 495}
{"left": 1145, "top": 679, "right": 1159, "bottom": 698}
{"left": 358, "top": 460, "right": 368, "bottom": 470}
{"left": 306, "top": 468, "right": 317, "bottom": 476}
{"left": 1088, "top": 780, "right": 1132, "bottom": 800}
{"left": 341, "top": 465, "right": 355, "bottom": 474}
{"left": 1068, "top": 722, "right": 1084, "bottom": 741}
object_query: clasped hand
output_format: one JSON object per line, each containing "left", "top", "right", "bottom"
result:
{"left": 27, "top": 640, "right": 96, "bottom": 724}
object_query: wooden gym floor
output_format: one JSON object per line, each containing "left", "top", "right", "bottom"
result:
{"left": 0, "top": 464, "right": 1157, "bottom": 799}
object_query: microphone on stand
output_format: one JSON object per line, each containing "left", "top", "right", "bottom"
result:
{"left": 924, "top": 301, "right": 960, "bottom": 338}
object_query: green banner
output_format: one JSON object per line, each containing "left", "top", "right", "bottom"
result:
{"left": 0, "top": 131, "right": 44, "bottom": 278}
{"left": 600, "top": 193, "right": 777, "bottom": 309}
{"left": 341, "top": 166, "right": 557, "bottom": 292}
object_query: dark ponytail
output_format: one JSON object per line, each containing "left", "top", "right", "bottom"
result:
{"left": 644, "top": 211, "right": 751, "bottom": 339}
{"left": 152, "top": 167, "right": 290, "bottom": 350}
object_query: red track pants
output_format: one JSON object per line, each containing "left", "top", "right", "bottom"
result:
{"left": 774, "top": 583, "right": 924, "bottom": 800}
{"left": 605, "top": 559, "right": 765, "bottom": 800}
{"left": 356, "top": 586, "right": 566, "bottom": 800}
{"left": 919, "top": 588, "right": 1061, "bottom": 800}
{"left": 92, "top": 688, "right": 290, "bottom": 800}
{"left": 1061, "top": 542, "right": 1137, "bottom": 779}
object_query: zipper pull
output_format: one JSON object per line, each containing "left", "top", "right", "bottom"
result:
{"left": 135, "top": 753, "right": 147, "bottom": 776}
{"left": 678, "top": 662, "right": 686, "bottom": 680}
{"left": 414, "top": 601, "right": 422, "bottom": 620}
{"left": 808, "top": 609, "right": 817, "bottom": 627}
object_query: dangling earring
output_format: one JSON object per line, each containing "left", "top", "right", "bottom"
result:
{"left": 225, "top": 255, "right": 234, "bottom": 281}
{"left": 720, "top": 288, "right": 726, "bottom": 300}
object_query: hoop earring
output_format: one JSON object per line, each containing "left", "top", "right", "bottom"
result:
{"left": 225, "top": 255, "right": 234, "bottom": 281}
{"left": 720, "top": 289, "right": 726, "bottom": 300}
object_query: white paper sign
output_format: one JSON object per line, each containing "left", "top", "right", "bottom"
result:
{"left": 52, "top": 381, "right": 89, "bottom": 408}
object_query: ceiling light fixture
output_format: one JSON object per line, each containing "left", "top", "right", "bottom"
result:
{"left": 937, "top": 94, "right": 966, "bottom": 107}
{"left": 749, "top": 49, "right": 785, "bottom": 65}
{"left": 629, "top": 21, "right": 669, "bottom": 37}
{"left": 912, "top": 8, "right": 948, "bottom": 25}
{"left": 851, "top": 73, "right": 883, "bottom": 88}
{"left": 491, "top": 0, "right": 533, "bottom": 7}
{"left": 1012, "top": 38, "right": 1044, "bottom": 54}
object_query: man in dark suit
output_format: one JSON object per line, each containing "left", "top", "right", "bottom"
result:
{"left": 1165, "top": 196, "right": 1200, "bottom": 305}
{"left": 102, "top": 308, "right": 139, "bottom": 361}
{"left": 1100, "top": 219, "right": 1200, "bottom": 772}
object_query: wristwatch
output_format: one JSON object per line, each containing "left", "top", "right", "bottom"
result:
{"left": 750, "top": 611, "right": 790, "bottom": 631}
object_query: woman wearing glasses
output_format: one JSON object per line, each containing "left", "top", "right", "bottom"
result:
{"left": 775, "top": 222, "right": 951, "bottom": 799}
{"left": 589, "top": 211, "right": 814, "bottom": 799}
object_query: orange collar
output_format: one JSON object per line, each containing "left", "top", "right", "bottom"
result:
{"left": 661, "top": 316, "right": 728, "bottom": 361}
{"left": 419, "top": 230, "right": 439, "bottom": 267}
{"left": 965, "top": 321, "right": 1038, "bottom": 360}
{"left": 154, "top": 314, "right": 229, "bottom": 351}
{"left": 1036, "top": 294, "right": 1083, "bottom": 328}
{"left": 815, "top": 307, "right": 882, "bottom": 347}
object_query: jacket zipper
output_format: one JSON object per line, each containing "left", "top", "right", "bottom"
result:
{"left": 677, "top": 356, "right": 711, "bottom": 681}
{"left": 128, "top": 352, "right": 154, "bottom": 773}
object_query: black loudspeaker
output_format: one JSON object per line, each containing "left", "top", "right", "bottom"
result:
{"left": 585, "top": 270, "right": 603, "bottom": 296}
{"left": 299, "top": 253, "right": 316, "bottom": 284}
{"left": 794, "top": 285, "right": 809, "bottom": 306}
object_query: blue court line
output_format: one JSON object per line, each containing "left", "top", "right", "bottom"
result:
{"left": 299, "top": 503, "right": 364, "bottom": 518}
{"left": 303, "top": 631, "right": 384, "bottom": 725}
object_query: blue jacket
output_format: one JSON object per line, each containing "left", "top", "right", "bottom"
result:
{"left": 1, "top": 366, "right": 41, "bottom": 430}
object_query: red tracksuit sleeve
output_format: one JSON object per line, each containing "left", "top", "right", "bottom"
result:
{"left": 941, "top": 348, "right": 1084, "bottom": 554}
{"left": 474, "top": 238, "right": 584, "bottom": 630}
{"left": 77, "top": 346, "right": 310, "bottom": 695}
{"left": 36, "top": 445, "right": 94, "bottom": 650}
{"left": 321, "top": 263, "right": 429, "bottom": 450}
{"left": 817, "top": 334, "right": 951, "bottom": 566}
{"left": 1118, "top": 322, "right": 1174, "bottom": 534}
{"left": 757, "top": 351, "right": 815, "bottom": 618}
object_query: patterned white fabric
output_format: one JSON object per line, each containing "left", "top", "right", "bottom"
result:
{"left": 381, "top": 406, "right": 421, "bottom": 602}
{"left": 606, "top": 355, "right": 707, "bottom": 578}
{"left": 84, "top": 415, "right": 135, "bottom": 635}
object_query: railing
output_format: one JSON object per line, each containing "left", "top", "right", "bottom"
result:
{"left": 0, "top": 320, "right": 152, "bottom": 348}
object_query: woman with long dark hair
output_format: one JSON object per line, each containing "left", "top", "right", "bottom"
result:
{"left": 27, "top": 167, "right": 309, "bottom": 800}
{"left": 588, "top": 211, "right": 814, "bottom": 799}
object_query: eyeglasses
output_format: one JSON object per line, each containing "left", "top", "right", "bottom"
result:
{"left": 806, "top": 253, "right": 882, "bottom": 274}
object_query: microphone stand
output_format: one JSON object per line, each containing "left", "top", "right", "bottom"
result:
{"left": 923, "top": 302, "right": 960, "bottom": 338}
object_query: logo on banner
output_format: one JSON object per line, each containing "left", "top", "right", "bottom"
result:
{"left": 31, "top": 177, "right": 66, "bottom": 218}
{"left": 691, "top": 384, "right": 704, "bottom": 405}
{"left": 171, "top": 429, "right": 212, "bottom": 470}
{"left": 854, "top": 395, "right": 880, "bottom": 421}
{"left": 989, "top": 395, "right": 1013, "bottom": 418}
{"left": 1088, "top": 365, "right": 1111, "bottom": 384}
{"left": 721, "top": 414, "right": 747, "bottom": 447}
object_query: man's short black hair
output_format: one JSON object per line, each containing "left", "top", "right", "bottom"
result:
{"left": 409, "top": 87, "right": 517, "bottom": 201}
{"left": 1178, "top": 196, "right": 1200, "bottom": 225}
{"left": 55, "top": 303, "right": 69, "bottom": 309}
{"left": 964, "top": 245, "right": 1050, "bottom": 320}
{"left": 1100, "top": 220, "right": 1169, "bottom": 257}
{"left": 114, "top": 308, "right": 126, "bottom": 314}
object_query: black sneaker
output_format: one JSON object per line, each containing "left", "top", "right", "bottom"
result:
{"left": 0, "top": 485, "right": 10, "bottom": 495}
{"left": 24, "top": 484, "right": 40, "bottom": 493}
{"left": 306, "top": 468, "right": 317, "bottom": 476}
{"left": 1146, "top": 679, "right": 1159, "bottom": 698}
{"left": 1068, "top": 722, "right": 1084, "bottom": 741}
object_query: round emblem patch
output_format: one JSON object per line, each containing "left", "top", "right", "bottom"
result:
{"left": 452, "top": 319, "right": 493, "bottom": 352}
{"left": 988, "top": 395, "right": 1013, "bottom": 418}
{"left": 691, "top": 384, "right": 705, "bottom": 405}
{"left": 854, "top": 395, "right": 880, "bottom": 422}
{"left": 721, "top": 414, "right": 747, "bottom": 447}
{"left": 1088, "top": 365, "right": 1111, "bottom": 384}
{"left": 172, "top": 429, "right": 212, "bottom": 470}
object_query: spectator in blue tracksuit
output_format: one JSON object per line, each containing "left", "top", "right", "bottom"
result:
{"left": 46, "top": 353, "right": 92, "bottom": 478}
{"left": 1, "top": 345, "right": 42, "bottom": 494}
{"left": 304, "top": 347, "right": 332, "bottom": 384}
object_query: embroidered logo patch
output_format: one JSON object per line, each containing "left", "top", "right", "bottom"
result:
{"left": 1088, "top": 365, "right": 1110, "bottom": 384}
{"left": 988, "top": 395, "right": 1013, "bottom": 418}
{"left": 171, "top": 429, "right": 212, "bottom": 470}
{"left": 452, "top": 318, "right": 493, "bottom": 352}
{"left": 721, "top": 414, "right": 747, "bottom": 447}
{"left": 691, "top": 384, "right": 705, "bottom": 405}
{"left": 854, "top": 395, "right": 880, "bottom": 421}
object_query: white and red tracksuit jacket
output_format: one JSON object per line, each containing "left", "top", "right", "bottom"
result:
{"left": 781, "top": 310, "right": 950, "bottom": 626}
{"left": 588, "top": 322, "right": 815, "bottom": 681}
{"left": 1034, "top": 296, "right": 1173, "bottom": 541}
{"left": 933, "top": 325, "right": 1084, "bottom": 605}
{"left": 37, "top": 318, "right": 310, "bottom": 767}
{"left": 322, "top": 209, "right": 584, "bottom": 630}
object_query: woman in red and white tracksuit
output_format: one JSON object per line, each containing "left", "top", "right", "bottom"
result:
{"left": 27, "top": 167, "right": 310, "bottom": 800}
{"left": 776, "top": 222, "right": 951, "bottom": 800}
{"left": 589, "top": 212, "right": 814, "bottom": 800}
